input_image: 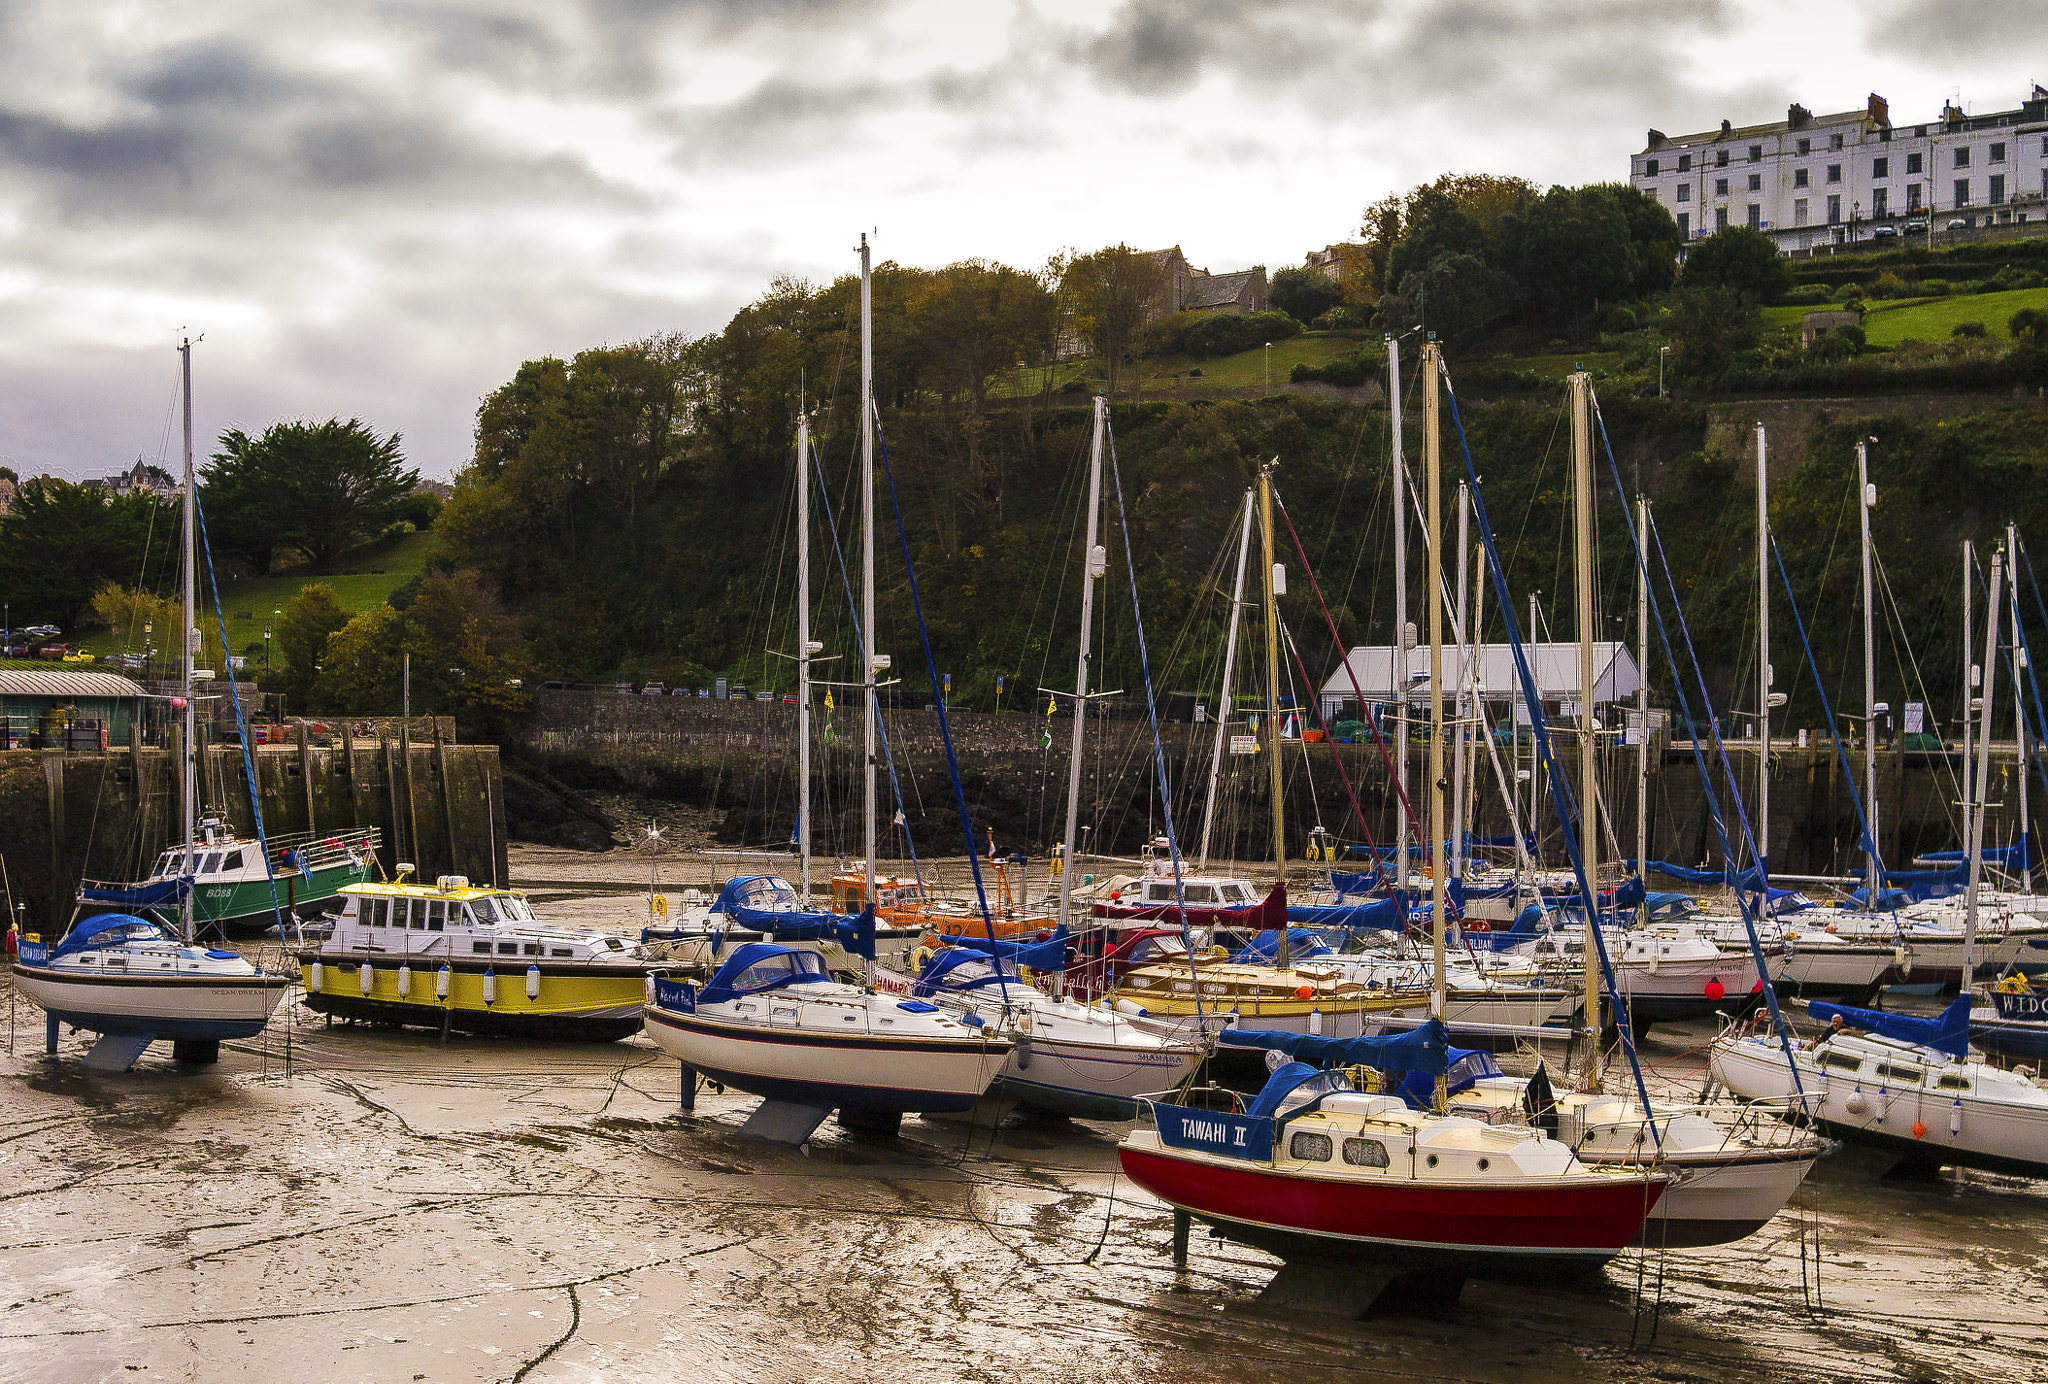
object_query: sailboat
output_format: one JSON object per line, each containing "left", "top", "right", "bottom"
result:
{"left": 13, "top": 339, "right": 292, "bottom": 1072}
{"left": 1118, "top": 343, "right": 1669, "bottom": 1308}
{"left": 640, "top": 237, "right": 1012, "bottom": 1141}
{"left": 1716, "top": 541, "right": 2048, "bottom": 1177}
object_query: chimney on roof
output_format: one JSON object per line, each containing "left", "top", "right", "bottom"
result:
{"left": 1646, "top": 128, "right": 1666, "bottom": 150}
{"left": 1944, "top": 100, "right": 1963, "bottom": 123}
{"left": 1787, "top": 103, "right": 1812, "bottom": 129}
{"left": 1719, "top": 118, "right": 1732, "bottom": 139}
{"left": 1867, "top": 93, "right": 1890, "bottom": 127}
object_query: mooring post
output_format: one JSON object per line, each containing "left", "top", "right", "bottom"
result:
{"left": 46, "top": 1015, "right": 58, "bottom": 1055}
{"left": 679, "top": 1062, "right": 697, "bottom": 1111}
{"left": 1172, "top": 1209, "right": 1190, "bottom": 1267}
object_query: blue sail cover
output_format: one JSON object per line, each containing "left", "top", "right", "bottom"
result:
{"left": 1394, "top": 1046, "right": 1505, "bottom": 1107}
{"left": 49, "top": 912, "right": 175, "bottom": 961}
{"left": 1327, "top": 870, "right": 1383, "bottom": 896}
{"left": 709, "top": 876, "right": 876, "bottom": 958}
{"left": 933, "top": 927, "right": 1071, "bottom": 971}
{"left": 697, "top": 943, "right": 836, "bottom": 1004}
{"left": 78, "top": 877, "right": 190, "bottom": 909}
{"left": 1231, "top": 928, "right": 1334, "bottom": 963}
{"left": 1637, "top": 859, "right": 1768, "bottom": 890}
{"left": 1287, "top": 895, "right": 1405, "bottom": 931}
{"left": 1871, "top": 868, "right": 1963, "bottom": 901}
{"left": 1807, "top": 994, "right": 1972, "bottom": 1059}
{"left": 1920, "top": 838, "right": 2030, "bottom": 870}
{"left": 1218, "top": 1021, "right": 1449, "bottom": 1077}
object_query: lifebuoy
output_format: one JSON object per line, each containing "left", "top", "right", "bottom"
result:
{"left": 911, "top": 945, "right": 936, "bottom": 972}
{"left": 1465, "top": 920, "right": 1492, "bottom": 933}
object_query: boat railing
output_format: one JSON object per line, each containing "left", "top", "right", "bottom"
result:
{"left": 1575, "top": 1095, "right": 1820, "bottom": 1161}
{"left": 265, "top": 827, "right": 381, "bottom": 873}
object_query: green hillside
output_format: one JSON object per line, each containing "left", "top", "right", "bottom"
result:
{"left": 1860, "top": 287, "right": 2048, "bottom": 347}
{"left": 208, "top": 528, "right": 439, "bottom": 653}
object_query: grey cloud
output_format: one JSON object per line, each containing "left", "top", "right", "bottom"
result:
{"left": 1869, "top": 0, "right": 2044, "bottom": 62}
{"left": 1084, "top": 0, "right": 1222, "bottom": 96}
{"left": 657, "top": 75, "right": 903, "bottom": 169}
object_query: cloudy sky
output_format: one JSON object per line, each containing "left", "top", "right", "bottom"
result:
{"left": 0, "top": 0, "right": 2034, "bottom": 481}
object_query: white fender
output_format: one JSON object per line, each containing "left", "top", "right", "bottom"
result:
{"left": 526, "top": 964, "right": 541, "bottom": 1001}
{"left": 483, "top": 969, "right": 496, "bottom": 1005}
{"left": 309, "top": 960, "right": 324, "bottom": 993}
{"left": 1950, "top": 1097, "right": 1963, "bottom": 1137}
{"left": 1309, "top": 1007, "right": 1323, "bottom": 1036}
{"left": 397, "top": 963, "right": 411, "bottom": 998}
{"left": 1845, "top": 1087, "right": 1869, "bottom": 1116}
{"left": 436, "top": 963, "right": 451, "bottom": 1000}
{"left": 359, "top": 961, "right": 374, "bottom": 995}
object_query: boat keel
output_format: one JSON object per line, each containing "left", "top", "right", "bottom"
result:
{"left": 83, "top": 1033, "right": 157, "bottom": 1072}
{"left": 736, "top": 1100, "right": 835, "bottom": 1145}
{"left": 1256, "top": 1255, "right": 1467, "bottom": 1317}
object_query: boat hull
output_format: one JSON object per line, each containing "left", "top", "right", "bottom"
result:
{"left": 13, "top": 964, "right": 289, "bottom": 1041}
{"left": 992, "top": 1028, "right": 1201, "bottom": 1121}
{"left": 298, "top": 954, "right": 647, "bottom": 1041}
{"left": 643, "top": 1004, "right": 1009, "bottom": 1114}
{"left": 1602, "top": 1148, "right": 1819, "bottom": 1248}
{"left": 1118, "top": 1144, "right": 1661, "bottom": 1274}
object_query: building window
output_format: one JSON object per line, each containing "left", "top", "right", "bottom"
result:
{"left": 1716, "top": 148, "right": 1729, "bottom": 167}
{"left": 1955, "top": 178, "right": 1970, "bottom": 207}
{"left": 1906, "top": 151, "right": 1923, "bottom": 174}
{"left": 1908, "top": 183, "right": 1923, "bottom": 210}
{"left": 1794, "top": 167, "right": 1810, "bottom": 188}
{"left": 1797, "top": 137, "right": 1811, "bottom": 155}
{"left": 1955, "top": 146, "right": 1971, "bottom": 168}
{"left": 1793, "top": 198, "right": 1809, "bottom": 226}
{"left": 1748, "top": 204, "right": 1761, "bottom": 229}
{"left": 1873, "top": 156, "right": 1888, "bottom": 179}
{"left": 1991, "top": 174, "right": 2006, "bottom": 205}
{"left": 1715, "top": 177, "right": 1728, "bottom": 196}
{"left": 1676, "top": 211, "right": 1689, "bottom": 239}
{"left": 1827, "top": 195, "right": 1842, "bottom": 224}
{"left": 1830, "top": 132, "right": 1844, "bottom": 151}
{"left": 1715, "top": 207, "right": 1729, "bottom": 231}
{"left": 1748, "top": 173, "right": 1762, "bottom": 191}
{"left": 1675, "top": 184, "right": 1690, "bottom": 203}
{"left": 1645, "top": 157, "right": 1659, "bottom": 177}
{"left": 1749, "top": 144, "right": 1763, "bottom": 162}
{"left": 1990, "top": 141, "right": 2006, "bottom": 163}
{"left": 1678, "top": 153, "right": 1692, "bottom": 172}
{"left": 1826, "top": 164, "right": 1842, "bottom": 183}
{"left": 1873, "top": 188, "right": 1889, "bottom": 216}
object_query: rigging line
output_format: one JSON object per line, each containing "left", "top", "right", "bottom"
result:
{"left": 1103, "top": 412, "right": 1204, "bottom": 1014}
{"left": 1275, "top": 494, "right": 1425, "bottom": 857}
{"left": 1872, "top": 546, "right": 1967, "bottom": 842}
{"left": 808, "top": 435, "right": 924, "bottom": 888}
{"left": 1443, "top": 368, "right": 1659, "bottom": 1135}
{"left": 1278, "top": 617, "right": 1366, "bottom": 854}
{"left": 1769, "top": 531, "right": 1902, "bottom": 921}
{"left": 873, "top": 419, "right": 1007, "bottom": 979}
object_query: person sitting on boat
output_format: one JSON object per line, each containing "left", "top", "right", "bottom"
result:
{"left": 1807, "top": 1013, "right": 1863, "bottom": 1048}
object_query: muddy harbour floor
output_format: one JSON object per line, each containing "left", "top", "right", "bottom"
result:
{"left": 3, "top": 846, "right": 2047, "bottom": 1384}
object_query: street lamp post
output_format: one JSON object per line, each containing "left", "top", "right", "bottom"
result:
{"left": 1658, "top": 345, "right": 1671, "bottom": 397}
{"left": 1264, "top": 341, "right": 1272, "bottom": 394}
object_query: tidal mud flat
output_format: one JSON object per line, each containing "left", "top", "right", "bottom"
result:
{"left": 5, "top": 852, "right": 2048, "bottom": 1383}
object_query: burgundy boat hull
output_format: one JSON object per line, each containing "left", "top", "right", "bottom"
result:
{"left": 1119, "top": 1145, "right": 1664, "bottom": 1276}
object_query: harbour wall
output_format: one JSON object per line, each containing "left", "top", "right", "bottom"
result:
{"left": 0, "top": 724, "right": 508, "bottom": 932}
{"left": 519, "top": 691, "right": 2021, "bottom": 879}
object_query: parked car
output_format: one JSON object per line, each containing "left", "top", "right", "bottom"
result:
{"left": 23, "top": 624, "right": 60, "bottom": 639}
{"left": 780, "top": 693, "right": 799, "bottom": 704}
{"left": 754, "top": 691, "right": 774, "bottom": 701}
{"left": 540, "top": 679, "right": 566, "bottom": 690}
{"left": 641, "top": 682, "right": 666, "bottom": 695}
{"left": 613, "top": 681, "right": 634, "bottom": 693}
{"left": 1871, "top": 225, "right": 1899, "bottom": 241}
{"left": 696, "top": 687, "right": 711, "bottom": 697}
{"left": 1946, "top": 218, "right": 1971, "bottom": 231}
{"left": 1903, "top": 219, "right": 1928, "bottom": 236}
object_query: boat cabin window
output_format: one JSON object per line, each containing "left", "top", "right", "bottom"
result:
{"left": 523, "top": 944, "right": 542, "bottom": 956}
{"left": 1126, "top": 936, "right": 1188, "bottom": 966}
{"left": 1936, "top": 1074, "right": 1970, "bottom": 1092}
{"left": 222, "top": 850, "right": 243, "bottom": 872}
{"left": 603, "top": 938, "right": 626, "bottom": 952}
{"left": 497, "top": 942, "right": 518, "bottom": 954}
{"left": 201, "top": 853, "right": 222, "bottom": 874}
{"left": 470, "top": 897, "right": 501, "bottom": 926}
{"left": 551, "top": 948, "right": 573, "bottom": 958}
{"left": 1287, "top": 1132, "right": 1334, "bottom": 1162}
{"left": 725, "top": 949, "right": 830, "bottom": 993}
{"left": 426, "top": 901, "right": 445, "bottom": 933}
{"left": 499, "top": 896, "right": 537, "bottom": 924}
{"left": 473, "top": 942, "right": 493, "bottom": 954}
{"left": 360, "top": 900, "right": 381, "bottom": 927}
{"left": 1877, "top": 1063, "right": 1922, "bottom": 1083}
{"left": 1819, "top": 1051, "right": 1863, "bottom": 1072}
{"left": 1343, "top": 1137, "right": 1391, "bottom": 1168}
{"left": 1221, "top": 883, "right": 1255, "bottom": 904}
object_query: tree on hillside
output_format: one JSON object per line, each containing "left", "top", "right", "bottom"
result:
{"left": 275, "top": 583, "right": 351, "bottom": 710}
{"left": 1358, "top": 173, "right": 1538, "bottom": 301}
{"left": 1498, "top": 185, "right": 1639, "bottom": 331}
{"left": 1680, "top": 227, "right": 1791, "bottom": 303}
{"left": 1269, "top": 267, "right": 1344, "bottom": 325}
{"left": 1062, "top": 245, "right": 1166, "bottom": 403}
{"left": 0, "top": 479, "right": 166, "bottom": 631}
{"left": 1670, "top": 285, "right": 1760, "bottom": 382}
{"left": 1595, "top": 183, "right": 1684, "bottom": 295}
{"left": 310, "top": 571, "right": 530, "bottom": 732}
{"left": 204, "top": 419, "right": 421, "bottom": 573}
{"left": 915, "top": 261, "right": 1056, "bottom": 414}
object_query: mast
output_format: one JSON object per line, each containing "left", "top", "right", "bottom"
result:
{"left": 1570, "top": 371, "right": 1599, "bottom": 1085}
{"left": 2011, "top": 521, "right": 2031, "bottom": 888}
{"left": 1858, "top": 440, "right": 1880, "bottom": 905}
{"left": 1389, "top": 336, "right": 1410, "bottom": 885}
{"left": 1964, "top": 550, "right": 2005, "bottom": 985}
{"left": 1636, "top": 496, "right": 1651, "bottom": 877}
{"left": 1423, "top": 341, "right": 1448, "bottom": 1085}
{"left": 1260, "top": 462, "right": 1289, "bottom": 967}
{"left": 1756, "top": 422, "right": 1771, "bottom": 875}
{"left": 796, "top": 409, "right": 813, "bottom": 901}
{"left": 860, "top": 234, "right": 878, "bottom": 977}
{"left": 1198, "top": 494, "right": 1255, "bottom": 870}
{"left": 1450, "top": 481, "right": 1471, "bottom": 886}
{"left": 178, "top": 337, "right": 198, "bottom": 945}
{"left": 1527, "top": 591, "right": 1541, "bottom": 862}
{"left": 1962, "top": 539, "right": 1974, "bottom": 838}
{"left": 1464, "top": 492, "right": 1488, "bottom": 883}
{"left": 1058, "top": 399, "right": 1107, "bottom": 931}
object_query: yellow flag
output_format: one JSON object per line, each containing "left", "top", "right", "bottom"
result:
{"left": 1046, "top": 694, "right": 1057, "bottom": 717}
{"left": 824, "top": 690, "right": 835, "bottom": 712}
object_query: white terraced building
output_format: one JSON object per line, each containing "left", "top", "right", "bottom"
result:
{"left": 1630, "top": 88, "right": 2048, "bottom": 252}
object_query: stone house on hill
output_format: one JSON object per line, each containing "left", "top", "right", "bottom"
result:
{"left": 1144, "top": 246, "right": 1268, "bottom": 319}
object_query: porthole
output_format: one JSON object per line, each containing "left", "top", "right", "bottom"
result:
{"left": 1477, "top": 1157, "right": 1490, "bottom": 1171}
{"left": 1425, "top": 1154, "right": 1439, "bottom": 1168}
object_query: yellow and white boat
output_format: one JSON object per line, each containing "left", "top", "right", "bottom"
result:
{"left": 297, "top": 871, "right": 653, "bottom": 1040}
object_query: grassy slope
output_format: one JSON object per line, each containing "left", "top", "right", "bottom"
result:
{"left": 1138, "top": 335, "right": 1360, "bottom": 392}
{"left": 1858, "top": 286, "right": 2048, "bottom": 347}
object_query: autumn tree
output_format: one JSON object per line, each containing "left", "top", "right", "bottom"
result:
{"left": 1062, "top": 245, "right": 1166, "bottom": 404}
